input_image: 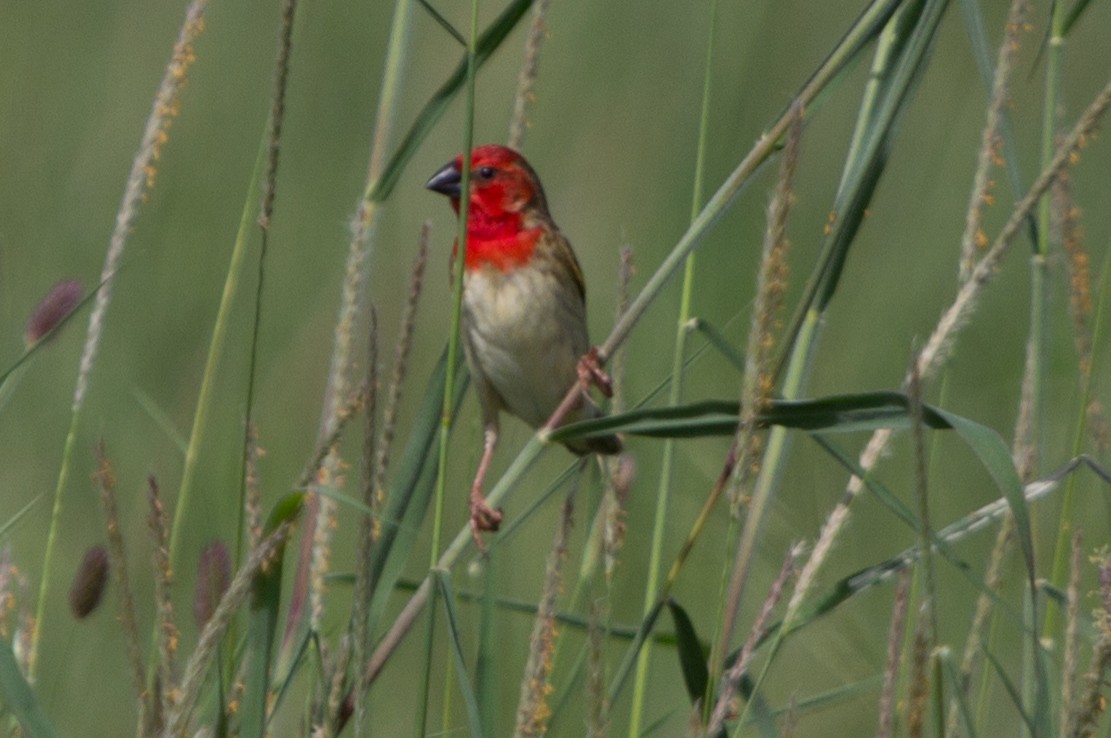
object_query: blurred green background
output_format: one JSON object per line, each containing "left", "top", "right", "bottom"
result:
{"left": 2, "top": 0, "right": 1111, "bottom": 734}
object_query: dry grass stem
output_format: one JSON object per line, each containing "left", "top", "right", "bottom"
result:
{"left": 94, "top": 442, "right": 148, "bottom": 727}
{"left": 147, "top": 476, "right": 179, "bottom": 722}
{"left": 245, "top": 424, "right": 263, "bottom": 551}
{"left": 258, "top": 0, "right": 297, "bottom": 230}
{"left": 585, "top": 600, "right": 609, "bottom": 738}
{"left": 290, "top": 0, "right": 405, "bottom": 647}
{"left": 685, "top": 700, "right": 704, "bottom": 738}
{"left": 906, "top": 599, "right": 932, "bottom": 738}
{"left": 286, "top": 381, "right": 366, "bottom": 651}
{"left": 1061, "top": 528, "right": 1083, "bottom": 737}
{"left": 731, "top": 101, "right": 801, "bottom": 506}
{"left": 309, "top": 482, "right": 338, "bottom": 632}
{"left": 787, "top": 74, "right": 1111, "bottom": 623}
{"left": 878, "top": 569, "right": 912, "bottom": 738}
{"left": 946, "top": 514, "right": 1014, "bottom": 733}
{"left": 908, "top": 357, "right": 937, "bottom": 638}
{"left": 32, "top": 0, "right": 208, "bottom": 681}
{"left": 514, "top": 492, "right": 574, "bottom": 737}
{"left": 295, "top": 385, "right": 368, "bottom": 491}
{"left": 323, "top": 635, "right": 352, "bottom": 737}
{"left": 0, "top": 550, "right": 29, "bottom": 663}
{"left": 507, "top": 0, "right": 551, "bottom": 151}
{"left": 959, "top": 0, "right": 1028, "bottom": 283}
{"left": 374, "top": 228, "right": 429, "bottom": 530}
{"left": 1054, "top": 171, "right": 1094, "bottom": 379}
{"left": 707, "top": 543, "right": 799, "bottom": 735}
{"left": 1013, "top": 335, "right": 1039, "bottom": 480}
{"left": 779, "top": 694, "right": 799, "bottom": 738}
{"left": 603, "top": 455, "right": 633, "bottom": 584}
{"left": 611, "top": 245, "right": 635, "bottom": 414}
{"left": 73, "top": 0, "right": 206, "bottom": 411}
{"left": 916, "top": 75, "right": 1111, "bottom": 386}
{"left": 352, "top": 308, "right": 379, "bottom": 735}
{"left": 1069, "top": 552, "right": 1111, "bottom": 737}
{"left": 193, "top": 542, "right": 230, "bottom": 630}
{"left": 714, "top": 104, "right": 802, "bottom": 675}
{"left": 166, "top": 522, "right": 292, "bottom": 737}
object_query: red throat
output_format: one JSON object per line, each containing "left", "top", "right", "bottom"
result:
{"left": 454, "top": 196, "right": 540, "bottom": 272}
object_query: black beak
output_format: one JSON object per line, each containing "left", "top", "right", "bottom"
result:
{"left": 425, "top": 160, "right": 462, "bottom": 198}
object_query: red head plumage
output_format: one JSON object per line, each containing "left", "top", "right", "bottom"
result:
{"left": 426, "top": 144, "right": 551, "bottom": 271}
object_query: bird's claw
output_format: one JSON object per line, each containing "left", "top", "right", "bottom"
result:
{"left": 469, "top": 496, "right": 503, "bottom": 551}
{"left": 578, "top": 347, "right": 613, "bottom": 399}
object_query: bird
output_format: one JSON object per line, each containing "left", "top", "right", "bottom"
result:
{"left": 425, "top": 144, "right": 622, "bottom": 545}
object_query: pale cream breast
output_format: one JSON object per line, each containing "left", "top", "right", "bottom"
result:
{"left": 462, "top": 264, "right": 589, "bottom": 429}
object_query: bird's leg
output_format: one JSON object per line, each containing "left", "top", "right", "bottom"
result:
{"left": 577, "top": 346, "right": 614, "bottom": 399}
{"left": 469, "top": 424, "right": 504, "bottom": 548}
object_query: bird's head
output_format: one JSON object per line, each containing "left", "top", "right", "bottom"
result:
{"left": 426, "top": 145, "right": 556, "bottom": 271}
{"left": 425, "top": 144, "right": 550, "bottom": 228}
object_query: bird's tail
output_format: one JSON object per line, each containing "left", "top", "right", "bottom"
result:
{"left": 565, "top": 433, "right": 623, "bottom": 456}
{"left": 561, "top": 399, "right": 622, "bottom": 456}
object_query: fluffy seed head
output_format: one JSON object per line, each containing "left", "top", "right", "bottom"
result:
{"left": 70, "top": 545, "right": 109, "bottom": 619}
{"left": 25, "top": 279, "right": 83, "bottom": 346}
{"left": 193, "top": 540, "right": 231, "bottom": 628}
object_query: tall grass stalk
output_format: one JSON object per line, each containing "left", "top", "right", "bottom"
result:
{"left": 351, "top": 310, "right": 378, "bottom": 737}
{"left": 347, "top": 0, "right": 910, "bottom": 714}
{"left": 423, "top": 1, "right": 480, "bottom": 731}
{"left": 1042, "top": 0, "right": 1079, "bottom": 640}
{"left": 30, "top": 0, "right": 208, "bottom": 682}
{"left": 958, "top": 0, "right": 1027, "bottom": 285}
{"left": 282, "top": 0, "right": 415, "bottom": 663}
{"left": 942, "top": 6, "right": 1029, "bottom": 724}
{"left": 627, "top": 1, "right": 717, "bottom": 734}
{"left": 239, "top": 0, "right": 297, "bottom": 570}
{"left": 506, "top": 0, "right": 550, "bottom": 152}
{"left": 166, "top": 523, "right": 292, "bottom": 736}
{"left": 93, "top": 444, "right": 149, "bottom": 734}
{"left": 169, "top": 137, "right": 264, "bottom": 565}
{"left": 783, "top": 69, "right": 1111, "bottom": 644}
{"left": 709, "top": 101, "right": 802, "bottom": 725}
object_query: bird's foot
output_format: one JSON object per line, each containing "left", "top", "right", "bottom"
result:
{"left": 578, "top": 347, "right": 613, "bottom": 398}
{"left": 469, "top": 493, "right": 504, "bottom": 551}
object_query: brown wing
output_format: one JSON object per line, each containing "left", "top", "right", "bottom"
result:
{"left": 549, "top": 227, "right": 586, "bottom": 304}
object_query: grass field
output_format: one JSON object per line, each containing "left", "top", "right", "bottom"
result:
{"left": 2, "top": 0, "right": 1111, "bottom": 735}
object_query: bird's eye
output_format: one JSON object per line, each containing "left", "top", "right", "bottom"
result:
{"left": 477, "top": 166, "right": 496, "bottom": 180}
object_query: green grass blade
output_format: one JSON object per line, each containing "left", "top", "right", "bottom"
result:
{"left": 0, "top": 496, "right": 40, "bottom": 543}
{"left": 433, "top": 571, "right": 485, "bottom": 737}
{"left": 811, "top": 434, "right": 1022, "bottom": 624}
{"left": 240, "top": 493, "right": 303, "bottom": 738}
{"left": 366, "top": 347, "right": 468, "bottom": 631}
{"left": 607, "top": 599, "right": 666, "bottom": 705}
{"left": 689, "top": 318, "right": 746, "bottom": 372}
{"left": 777, "top": 0, "right": 949, "bottom": 374}
{"left": 938, "top": 647, "right": 977, "bottom": 738}
{"left": 415, "top": 0, "right": 467, "bottom": 46}
{"left": 550, "top": 391, "right": 956, "bottom": 443}
{"left": 934, "top": 410, "right": 1033, "bottom": 583}
{"left": 666, "top": 599, "right": 708, "bottom": 706}
{"left": 956, "top": 0, "right": 1035, "bottom": 244}
{"left": 0, "top": 636, "right": 57, "bottom": 738}
{"left": 1061, "top": 0, "right": 1097, "bottom": 35}
{"left": 741, "top": 675, "right": 883, "bottom": 726}
{"left": 981, "top": 643, "right": 1035, "bottom": 734}
{"left": 368, "top": 0, "right": 533, "bottom": 202}
{"left": 816, "top": 0, "right": 949, "bottom": 310}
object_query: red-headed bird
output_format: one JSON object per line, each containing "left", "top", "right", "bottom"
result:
{"left": 426, "top": 144, "right": 622, "bottom": 544}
